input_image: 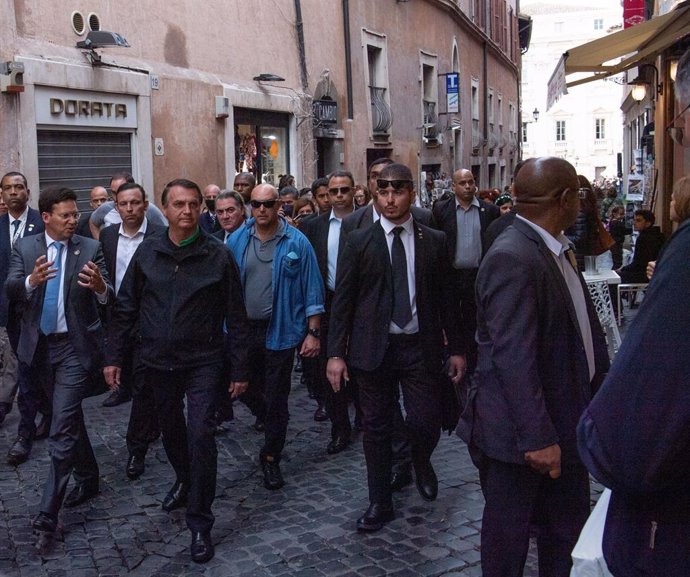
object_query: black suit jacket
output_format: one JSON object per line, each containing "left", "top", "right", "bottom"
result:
{"left": 0, "top": 209, "right": 44, "bottom": 327}
{"left": 341, "top": 204, "right": 435, "bottom": 238}
{"left": 432, "top": 196, "right": 500, "bottom": 264}
{"left": 6, "top": 233, "right": 113, "bottom": 373}
{"left": 458, "top": 219, "right": 609, "bottom": 465}
{"left": 328, "top": 220, "right": 462, "bottom": 373}
{"left": 300, "top": 211, "right": 338, "bottom": 287}
{"left": 199, "top": 211, "right": 221, "bottom": 234}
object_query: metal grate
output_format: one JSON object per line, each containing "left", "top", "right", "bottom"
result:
{"left": 71, "top": 11, "right": 85, "bottom": 35}
{"left": 37, "top": 130, "right": 132, "bottom": 212}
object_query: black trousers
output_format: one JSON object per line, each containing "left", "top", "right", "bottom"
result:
{"left": 244, "top": 320, "right": 295, "bottom": 461}
{"left": 477, "top": 453, "right": 590, "bottom": 577}
{"left": 124, "top": 342, "right": 159, "bottom": 459}
{"left": 450, "top": 267, "right": 479, "bottom": 373}
{"left": 352, "top": 333, "right": 441, "bottom": 505}
{"left": 39, "top": 336, "right": 98, "bottom": 516}
{"left": 148, "top": 363, "right": 221, "bottom": 533}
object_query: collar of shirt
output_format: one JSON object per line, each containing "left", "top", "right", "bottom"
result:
{"left": 379, "top": 214, "right": 414, "bottom": 236}
{"left": 250, "top": 218, "right": 286, "bottom": 242}
{"left": 10, "top": 206, "right": 29, "bottom": 226}
{"left": 44, "top": 231, "right": 68, "bottom": 250}
{"left": 515, "top": 214, "right": 571, "bottom": 257}
{"left": 118, "top": 217, "right": 148, "bottom": 240}
{"left": 328, "top": 209, "right": 343, "bottom": 224}
{"left": 455, "top": 196, "right": 480, "bottom": 212}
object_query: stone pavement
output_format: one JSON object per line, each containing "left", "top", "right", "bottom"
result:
{"left": 0, "top": 362, "right": 609, "bottom": 577}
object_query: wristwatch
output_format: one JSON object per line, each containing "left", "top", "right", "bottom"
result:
{"left": 307, "top": 327, "right": 321, "bottom": 339}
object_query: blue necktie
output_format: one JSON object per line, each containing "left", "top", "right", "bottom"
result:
{"left": 40, "top": 242, "right": 63, "bottom": 335}
{"left": 11, "top": 220, "right": 20, "bottom": 246}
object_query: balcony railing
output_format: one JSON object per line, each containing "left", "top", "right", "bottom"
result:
{"left": 423, "top": 100, "right": 439, "bottom": 139}
{"left": 369, "top": 86, "right": 393, "bottom": 134}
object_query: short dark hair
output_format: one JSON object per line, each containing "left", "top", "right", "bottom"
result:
{"left": 634, "top": 209, "right": 655, "bottom": 225}
{"left": 1, "top": 171, "right": 28, "bottom": 188}
{"left": 279, "top": 186, "right": 299, "bottom": 200}
{"left": 161, "top": 178, "right": 202, "bottom": 206}
{"left": 327, "top": 170, "right": 355, "bottom": 188}
{"left": 311, "top": 177, "right": 329, "bottom": 194}
{"left": 115, "top": 182, "right": 147, "bottom": 202}
{"left": 38, "top": 186, "right": 77, "bottom": 214}
{"left": 110, "top": 172, "right": 134, "bottom": 184}
{"left": 368, "top": 157, "right": 394, "bottom": 175}
{"left": 379, "top": 163, "right": 414, "bottom": 189}
{"left": 217, "top": 189, "right": 245, "bottom": 209}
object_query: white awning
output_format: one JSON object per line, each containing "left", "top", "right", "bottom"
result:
{"left": 546, "top": 4, "right": 690, "bottom": 110}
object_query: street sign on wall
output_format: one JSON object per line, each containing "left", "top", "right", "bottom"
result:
{"left": 446, "top": 73, "right": 459, "bottom": 113}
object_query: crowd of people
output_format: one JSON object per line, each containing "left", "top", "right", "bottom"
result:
{"left": 1, "top": 50, "right": 689, "bottom": 575}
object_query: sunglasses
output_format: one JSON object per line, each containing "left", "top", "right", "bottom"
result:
{"left": 376, "top": 179, "right": 412, "bottom": 191}
{"left": 328, "top": 186, "right": 352, "bottom": 195}
{"left": 250, "top": 199, "right": 279, "bottom": 209}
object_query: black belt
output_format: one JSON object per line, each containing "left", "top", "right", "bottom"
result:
{"left": 45, "top": 332, "right": 69, "bottom": 342}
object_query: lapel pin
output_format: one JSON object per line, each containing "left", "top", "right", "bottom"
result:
{"left": 74, "top": 249, "right": 80, "bottom": 256}
{"left": 28, "top": 224, "right": 34, "bottom": 231}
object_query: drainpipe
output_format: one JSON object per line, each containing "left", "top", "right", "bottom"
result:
{"left": 343, "top": 0, "right": 354, "bottom": 119}
{"left": 483, "top": 40, "right": 488, "bottom": 181}
{"left": 294, "top": 0, "right": 309, "bottom": 92}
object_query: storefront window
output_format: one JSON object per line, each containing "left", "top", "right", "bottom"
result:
{"left": 234, "top": 108, "right": 290, "bottom": 187}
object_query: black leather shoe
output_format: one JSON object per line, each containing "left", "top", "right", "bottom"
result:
{"left": 101, "top": 389, "right": 131, "bottom": 408}
{"left": 34, "top": 413, "right": 52, "bottom": 440}
{"left": 313, "top": 405, "right": 328, "bottom": 422}
{"left": 190, "top": 531, "right": 214, "bottom": 563}
{"left": 253, "top": 417, "right": 265, "bottom": 432}
{"left": 32, "top": 512, "right": 58, "bottom": 533}
{"left": 261, "top": 459, "right": 284, "bottom": 490}
{"left": 414, "top": 461, "right": 438, "bottom": 502}
{"left": 64, "top": 480, "right": 99, "bottom": 508}
{"left": 356, "top": 502, "right": 394, "bottom": 532}
{"left": 7, "top": 436, "right": 31, "bottom": 466}
{"left": 326, "top": 435, "right": 350, "bottom": 455}
{"left": 126, "top": 454, "right": 145, "bottom": 480}
{"left": 162, "top": 481, "right": 188, "bottom": 512}
{"left": 390, "top": 466, "right": 413, "bottom": 492}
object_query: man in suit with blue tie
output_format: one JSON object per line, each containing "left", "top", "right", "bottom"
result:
{"left": 0, "top": 171, "right": 50, "bottom": 463}
{"left": 6, "top": 186, "right": 112, "bottom": 534}
{"left": 327, "top": 163, "right": 465, "bottom": 532}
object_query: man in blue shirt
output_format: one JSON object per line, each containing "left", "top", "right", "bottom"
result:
{"left": 228, "top": 183, "right": 324, "bottom": 491}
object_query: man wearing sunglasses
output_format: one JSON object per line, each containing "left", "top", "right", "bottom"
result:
{"left": 227, "top": 184, "right": 324, "bottom": 492}
{"left": 301, "top": 170, "right": 357, "bottom": 456}
{"left": 327, "top": 163, "right": 464, "bottom": 532}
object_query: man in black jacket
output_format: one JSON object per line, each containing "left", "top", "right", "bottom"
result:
{"left": 104, "top": 179, "right": 249, "bottom": 564}
{"left": 616, "top": 209, "right": 665, "bottom": 283}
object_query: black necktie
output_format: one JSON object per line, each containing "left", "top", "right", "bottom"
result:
{"left": 11, "top": 220, "right": 20, "bottom": 246}
{"left": 391, "top": 227, "right": 412, "bottom": 328}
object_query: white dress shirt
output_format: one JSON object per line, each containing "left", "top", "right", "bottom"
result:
{"left": 115, "top": 219, "right": 148, "bottom": 295}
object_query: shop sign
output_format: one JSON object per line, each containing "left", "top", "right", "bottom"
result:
{"left": 313, "top": 99, "right": 337, "bottom": 124}
{"left": 35, "top": 86, "right": 137, "bottom": 128}
{"left": 623, "top": 0, "right": 646, "bottom": 27}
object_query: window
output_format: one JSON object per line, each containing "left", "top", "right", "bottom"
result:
{"left": 595, "top": 118, "right": 606, "bottom": 139}
{"left": 522, "top": 122, "right": 528, "bottom": 142}
{"left": 362, "top": 29, "right": 392, "bottom": 139}
{"left": 421, "top": 53, "right": 439, "bottom": 143}
{"left": 594, "top": 18, "right": 603, "bottom": 30}
{"left": 554, "top": 21, "right": 563, "bottom": 33}
{"left": 556, "top": 120, "right": 566, "bottom": 141}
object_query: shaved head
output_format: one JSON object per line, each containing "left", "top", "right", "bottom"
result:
{"left": 514, "top": 157, "right": 578, "bottom": 211}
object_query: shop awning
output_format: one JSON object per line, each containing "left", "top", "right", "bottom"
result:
{"left": 546, "top": 3, "right": 690, "bottom": 110}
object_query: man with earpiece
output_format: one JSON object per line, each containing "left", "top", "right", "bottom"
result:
{"left": 432, "top": 169, "right": 499, "bottom": 376}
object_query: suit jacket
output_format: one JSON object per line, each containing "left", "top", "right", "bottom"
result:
{"left": 0, "top": 209, "right": 44, "bottom": 327}
{"left": 328, "top": 219, "right": 462, "bottom": 373}
{"left": 300, "top": 211, "right": 336, "bottom": 288}
{"left": 100, "top": 221, "right": 165, "bottom": 294}
{"left": 199, "top": 211, "right": 221, "bottom": 234}
{"left": 577, "top": 219, "right": 690, "bottom": 576}
{"left": 340, "top": 204, "right": 435, "bottom": 238}
{"left": 431, "top": 195, "right": 500, "bottom": 264}
{"left": 6, "top": 233, "right": 113, "bottom": 373}
{"left": 458, "top": 218, "right": 609, "bottom": 465}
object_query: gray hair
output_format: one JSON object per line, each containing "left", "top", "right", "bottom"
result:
{"left": 218, "top": 189, "right": 245, "bottom": 209}
{"left": 676, "top": 48, "right": 690, "bottom": 105}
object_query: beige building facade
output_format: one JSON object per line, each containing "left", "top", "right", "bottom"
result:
{"left": 0, "top": 0, "right": 520, "bottom": 209}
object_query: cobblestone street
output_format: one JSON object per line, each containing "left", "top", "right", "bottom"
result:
{"left": 0, "top": 365, "right": 605, "bottom": 577}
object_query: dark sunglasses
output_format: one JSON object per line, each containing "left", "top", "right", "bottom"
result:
{"left": 377, "top": 179, "right": 412, "bottom": 191}
{"left": 328, "top": 186, "right": 352, "bottom": 195}
{"left": 250, "top": 199, "right": 279, "bottom": 209}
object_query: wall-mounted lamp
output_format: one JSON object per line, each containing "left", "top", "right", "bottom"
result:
{"left": 670, "top": 60, "right": 679, "bottom": 82}
{"left": 253, "top": 73, "right": 285, "bottom": 82}
{"left": 76, "top": 30, "right": 130, "bottom": 66}
{"left": 628, "top": 63, "right": 662, "bottom": 102}
{"left": 532, "top": 107, "right": 540, "bottom": 122}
